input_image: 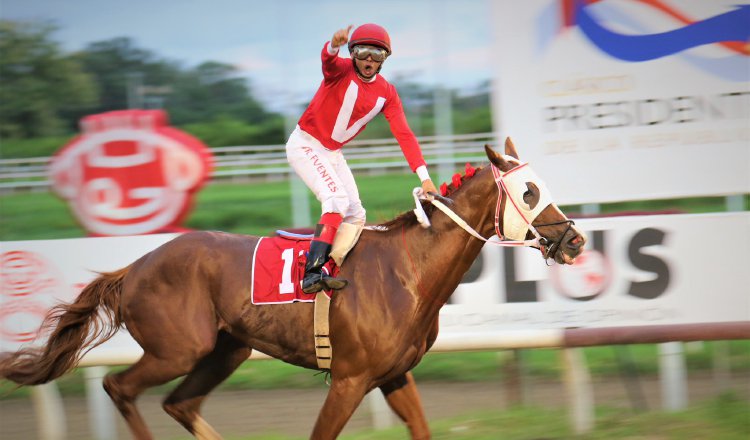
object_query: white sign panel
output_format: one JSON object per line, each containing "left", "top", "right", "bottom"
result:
{"left": 491, "top": 0, "right": 750, "bottom": 204}
{"left": 445, "top": 212, "right": 750, "bottom": 332}
{"left": 1, "top": 214, "right": 747, "bottom": 359}
{"left": 0, "top": 234, "right": 178, "bottom": 353}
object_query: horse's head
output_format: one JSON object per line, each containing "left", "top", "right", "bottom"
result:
{"left": 485, "top": 138, "right": 585, "bottom": 265}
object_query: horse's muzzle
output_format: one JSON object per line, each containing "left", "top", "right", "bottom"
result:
{"left": 555, "top": 226, "right": 586, "bottom": 264}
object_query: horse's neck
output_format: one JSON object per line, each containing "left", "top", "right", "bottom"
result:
{"left": 403, "top": 172, "right": 497, "bottom": 321}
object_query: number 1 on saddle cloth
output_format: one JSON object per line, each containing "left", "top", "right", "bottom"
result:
{"left": 250, "top": 234, "right": 341, "bottom": 305}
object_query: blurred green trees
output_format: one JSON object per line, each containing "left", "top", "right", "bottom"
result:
{"left": 71, "top": 37, "right": 178, "bottom": 119}
{"left": 0, "top": 20, "right": 286, "bottom": 149}
{"left": 0, "top": 19, "right": 492, "bottom": 157}
{"left": 0, "top": 21, "right": 97, "bottom": 138}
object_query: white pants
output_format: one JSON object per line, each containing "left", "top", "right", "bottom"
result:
{"left": 286, "top": 127, "right": 366, "bottom": 225}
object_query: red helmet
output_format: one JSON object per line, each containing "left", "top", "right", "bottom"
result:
{"left": 348, "top": 23, "right": 392, "bottom": 55}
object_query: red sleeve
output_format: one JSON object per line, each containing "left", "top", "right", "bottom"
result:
{"left": 321, "top": 42, "right": 349, "bottom": 81}
{"left": 383, "top": 86, "right": 426, "bottom": 172}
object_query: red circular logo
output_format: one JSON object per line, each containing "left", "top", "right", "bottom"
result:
{"left": 0, "top": 301, "right": 49, "bottom": 343}
{"left": 0, "top": 251, "right": 51, "bottom": 297}
{"left": 550, "top": 249, "right": 613, "bottom": 301}
{"left": 49, "top": 110, "right": 213, "bottom": 236}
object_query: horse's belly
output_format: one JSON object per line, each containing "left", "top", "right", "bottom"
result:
{"left": 226, "top": 303, "right": 320, "bottom": 369}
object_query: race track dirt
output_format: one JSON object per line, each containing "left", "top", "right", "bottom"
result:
{"left": 1, "top": 373, "right": 748, "bottom": 439}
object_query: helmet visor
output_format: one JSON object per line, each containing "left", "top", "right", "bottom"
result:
{"left": 351, "top": 45, "right": 389, "bottom": 62}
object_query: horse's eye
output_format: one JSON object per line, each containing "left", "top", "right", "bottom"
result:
{"left": 523, "top": 190, "right": 533, "bottom": 203}
{"left": 523, "top": 182, "right": 540, "bottom": 209}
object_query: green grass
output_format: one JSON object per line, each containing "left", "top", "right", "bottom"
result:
{"left": 2, "top": 341, "right": 748, "bottom": 400}
{"left": 1, "top": 172, "right": 747, "bottom": 242}
{"left": 0, "top": 173, "right": 429, "bottom": 241}
{"left": 230, "top": 394, "right": 750, "bottom": 439}
{"left": 0, "top": 190, "right": 84, "bottom": 240}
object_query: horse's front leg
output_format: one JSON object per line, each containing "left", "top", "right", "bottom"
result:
{"left": 310, "top": 375, "right": 369, "bottom": 439}
{"left": 380, "top": 372, "right": 430, "bottom": 439}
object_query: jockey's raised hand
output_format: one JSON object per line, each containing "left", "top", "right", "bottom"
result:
{"left": 331, "top": 25, "right": 353, "bottom": 49}
{"left": 421, "top": 178, "right": 438, "bottom": 196}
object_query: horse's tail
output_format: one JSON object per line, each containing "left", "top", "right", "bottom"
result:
{"left": 0, "top": 266, "right": 130, "bottom": 386}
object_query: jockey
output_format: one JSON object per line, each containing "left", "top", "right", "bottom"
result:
{"left": 286, "top": 23, "right": 438, "bottom": 294}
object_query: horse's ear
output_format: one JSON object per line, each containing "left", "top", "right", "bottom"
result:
{"left": 504, "top": 137, "right": 520, "bottom": 160}
{"left": 485, "top": 144, "right": 511, "bottom": 170}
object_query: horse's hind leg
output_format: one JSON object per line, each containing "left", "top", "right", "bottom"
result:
{"left": 103, "top": 352, "right": 203, "bottom": 440}
{"left": 162, "top": 330, "right": 251, "bottom": 440}
{"left": 380, "top": 372, "right": 431, "bottom": 439}
{"left": 103, "top": 297, "right": 219, "bottom": 439}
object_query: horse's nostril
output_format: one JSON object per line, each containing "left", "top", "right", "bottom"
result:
{"left": 566, "top": 234, "right": 584, "bottom": 249}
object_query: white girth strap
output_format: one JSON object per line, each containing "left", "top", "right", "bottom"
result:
{"left": 314, "top": 293, "right": 332, "bottom": 370}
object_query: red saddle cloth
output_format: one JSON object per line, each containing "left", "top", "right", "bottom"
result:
{"left": 251, "top": 235, "right": 337, "bottom": 305}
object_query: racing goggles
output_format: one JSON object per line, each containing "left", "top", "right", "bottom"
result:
{"left": 350, "top": 45, "right": 389, "bottom": 62}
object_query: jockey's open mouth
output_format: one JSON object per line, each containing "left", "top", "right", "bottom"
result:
{"left": 360, "top": 60, "right": 378, "bottom": 77}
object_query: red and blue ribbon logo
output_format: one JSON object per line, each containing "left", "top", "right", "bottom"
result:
{"left": 572, "top": 0, "right": 750, "bottom": 62}
{"left": 536, "top": 0, "right": 750, "bottom": 81}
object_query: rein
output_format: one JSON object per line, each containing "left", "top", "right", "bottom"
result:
{"left": 412, "top": 162, "right": 575, "bottom": 260}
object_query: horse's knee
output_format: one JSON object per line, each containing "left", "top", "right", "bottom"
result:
{"left": 162, "top": 398, "right": 196, "bottom": 429}
{"left": 381, "top": 374, "right": 409, "bottom": 396}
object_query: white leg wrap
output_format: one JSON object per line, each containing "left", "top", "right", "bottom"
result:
{"left": 330, "top": 222, "right": 364, "bottom": 266}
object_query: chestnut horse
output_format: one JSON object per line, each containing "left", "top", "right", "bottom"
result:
{"left": 0, "top": 140, "right": 585, "bottom": 439}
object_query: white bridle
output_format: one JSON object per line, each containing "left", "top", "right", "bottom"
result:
{"left": 413, "top": 158, "right": 559, "bottom": 249}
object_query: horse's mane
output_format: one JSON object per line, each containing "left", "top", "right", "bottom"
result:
{"left": 377, "top": 163, "right": 484, "bottom": 230}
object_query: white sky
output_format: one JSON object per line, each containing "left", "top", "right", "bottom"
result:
{"left": 2, "top": 0, "right": 493, "bottom": 112}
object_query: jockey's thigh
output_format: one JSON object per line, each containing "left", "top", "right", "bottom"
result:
{"left": 328, "top": 149, "right": 366, "bottom": 225}
{"left": 286, "top": 128, "right": 353, "bottom": 216}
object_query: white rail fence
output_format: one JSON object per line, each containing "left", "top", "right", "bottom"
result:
{"left": 0, "top": 132, "right": 497, "bottom": 192}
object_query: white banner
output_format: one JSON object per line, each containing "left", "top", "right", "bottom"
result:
{"left": 490, "top": 0, "right": 750, "bottom": 204}
{"left": 0, "top": 234, "right": 178, "bottom": 354}
{"left": 446, "top": 212, "right": 750, "bottom": 332}
{"left": 1, "top": 213, "right": 748, "bottom": 357}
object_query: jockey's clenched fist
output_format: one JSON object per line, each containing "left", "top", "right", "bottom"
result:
{"left": 421, "top": 179, "right": 438, "bottom": 196}
{"left": 331, "top": 25, "right": 353, "bottom": 49}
